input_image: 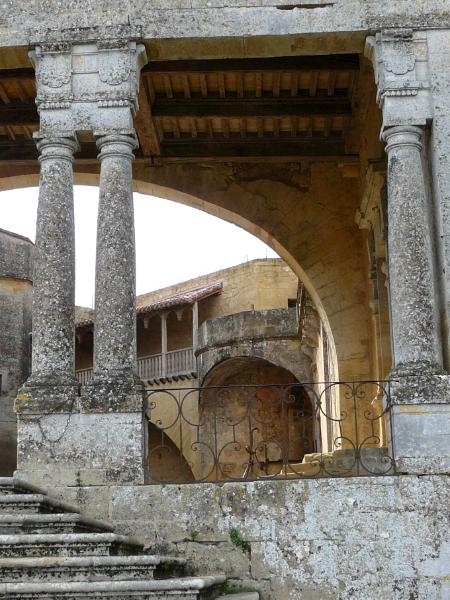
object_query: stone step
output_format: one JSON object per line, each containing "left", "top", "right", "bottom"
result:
{"left": 0, "top": 512, "right": 115, "bottom": 535}
{"left": 0, "top": 554, "right": 185, "bottom": 582}
{"left": 0, "top": 494, "right": 82, "bottom": 515}
{"left": 216, "top": 594, "right": 259, "bottom": 600}
{"left": 0, "top": 574, "right": 226, "bottom": 598}
{"left": 0, "top": 478, "right": 44, "bottom": 496}
{"left": 0, "top": 533, "right": 143, "bottom": 558}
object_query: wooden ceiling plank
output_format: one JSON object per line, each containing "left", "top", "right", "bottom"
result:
{"left": 172, "top": 117, "right": 180, "bottom": 138}
{"left": 257, "top": 118, "right": 264, "bottom": 138}
{"left": 134, "top": 83, "right": 161, "bottom": 156}
{"left": 255, "top": 72, "right": 262, "bottom": 98}
{"left": 14, "top": 81, "right": 28, "bottom": 103}
{"left": 327, "top": 71, "right": 337, "bottom": 96}
{"left": 222, "top": 118, "right": 230, "bottom": 138}
{"left": 5, "top": 125, "right": 15, "bottom": 140}
{"left": 190, "top": 117, "right": 198, "bottom": 138}
{"left": 0, "top": 83, "right": 10, "bottom": 104}
{"left": 155, "top": 118, "right": 165, "bottom": 143}
{"left": 290, "top": 72, "right": 298, "bottom": 98}
{"left": 163, "top": 75, "right": 174, "bottom": 99}
{"left": 273, "top": 117, "right": 280, "bottom": 138}
{"left": 200, "top": 73, "right": 208, "bottom": 98}
{"left": 273, "top": 72, "right": 281, "bottom": 97}
{"left": 236, "top": 72, "right": 244, "bottom": 98}
{"left": 218, "top": 73, "right": 226, "bottom": 98}
{"left": 144, "top": 75, "right": 156, "bottom": 105}
{"left": 182, "top": 74, "right": 191, "bottom": 99}
{"left": 206, "top": 118, "right": 213, "bottom": 138}
{"left": 309, "top": 72, "right": 318, "bottom": 97}
{"left": 239, "top": 118, "right": 247, "bottom": 139}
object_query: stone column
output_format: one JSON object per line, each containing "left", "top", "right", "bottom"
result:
{"left": 19, "top": 135, "right": 79, "bottom": 403}
{"left": 383, "top": 125, "right": 441, "bottom": 375}
{"left": 91, "top": 133, "right": 139, "bottom": 394}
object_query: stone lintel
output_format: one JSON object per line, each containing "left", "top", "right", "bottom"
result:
{"left": 29, "top": 25, "right": 144, "bottom": 48}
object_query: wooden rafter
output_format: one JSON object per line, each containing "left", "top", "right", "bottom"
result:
{"left": 150, "top": 97, "right": 352, "bottom": 118}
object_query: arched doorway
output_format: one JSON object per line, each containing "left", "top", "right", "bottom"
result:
{"left": 199, "top": 357, "right": 316, "bottom": 481}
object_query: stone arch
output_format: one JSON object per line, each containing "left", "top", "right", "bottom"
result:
{"left": 199, "top": 356, "right": 316, "bottom": 480}
{"left": 0, "top": 169, "right": 349, "bottom": 381}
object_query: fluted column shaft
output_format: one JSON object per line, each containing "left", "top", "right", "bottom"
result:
{"left": 31, "top": 136, "right": 78, "bottom": 385}
{"left": 383, "top": 125, "right": 441, "bottom": 374}
{"left": 93, "top": 134, "right": 138, "bottom": 384}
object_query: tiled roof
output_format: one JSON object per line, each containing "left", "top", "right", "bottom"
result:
{"left": 75, "top": 281, "right": 223, "bottom": 328}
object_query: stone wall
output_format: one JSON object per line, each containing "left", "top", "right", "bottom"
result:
{"left": 0, "top": 229, "right": 33, "bottom": 475}
{"left": 49, "top": 475, "right": 450, "bottom": 600}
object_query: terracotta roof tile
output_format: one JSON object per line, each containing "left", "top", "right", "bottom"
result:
{"left": 75, "top": 281, "right": 222, "bottom": 328}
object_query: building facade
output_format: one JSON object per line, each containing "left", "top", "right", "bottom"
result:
{"left": 0, "top": 2, "right": 448, "bottom": 598}
{"left": 0, "top": 229, "right": 33, "bottom": 476}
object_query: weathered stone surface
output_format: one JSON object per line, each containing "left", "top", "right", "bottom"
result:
{"left": 90, "top": 133, "right": 139, "bottom": 391}
{"left": 16, "top": 412, "right": 146, "bottom": 487}
{"left": 18, "top": 136, "right": 79, "bottom": 398}
{"left": 383, "top": 126, "right": 442, "bottom": 375}
{"left": 0, "top": 479, "right": 226, "bottom": 597}
{"left": 0, "top": 2, "right": 449, "bottom": 50}
{"left": 389, "top": 403, "right": 450, "bottom": 474}
{"left": 196, "top": 307, "right": 315, "bottom": 384}
{"left": 55, "top": 475, "right": 450, "bottom": 600}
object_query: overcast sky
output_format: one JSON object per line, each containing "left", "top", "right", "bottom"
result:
{"left": 0, "top": 186, "right": 279, "bottom": 307}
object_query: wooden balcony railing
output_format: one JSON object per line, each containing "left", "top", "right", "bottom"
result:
{"left": 76, "top": 347, "right": 196, "bottom": 384}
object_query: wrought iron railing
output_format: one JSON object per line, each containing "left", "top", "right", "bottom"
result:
{"left": 144, "top": 380, "right": 395, "bottom": 484}
{"left": 75, "top": 347, "right": 196, "bottom": 384}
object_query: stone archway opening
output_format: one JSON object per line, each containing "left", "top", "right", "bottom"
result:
{"left": 199, "top": 356, "right": 316, "bottom": 481}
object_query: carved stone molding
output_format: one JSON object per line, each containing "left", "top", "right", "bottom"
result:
{"left": 30, "top": 40, "right": 147, "bottom": 135}
{"left": 365, "top": 30, "right": 432, "bottom": 130}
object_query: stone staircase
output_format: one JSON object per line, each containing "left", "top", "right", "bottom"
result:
{"left": 0, "top": 477, "right": 233, "bottom": 599}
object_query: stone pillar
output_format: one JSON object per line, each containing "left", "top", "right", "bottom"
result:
{"left": 16, "top": 38, "right": 148, "bottom": 490}
{"left": 92, "top": 133, "right": 138, "bottom": 392}
{"left": 17, "top": 135, "right": 79, "bottom": 407}
{"left": 383, "top": 125, "right": 441, "bottom": 375}
{"left": 366, "top": 31, "right": 450, "bottom": 475}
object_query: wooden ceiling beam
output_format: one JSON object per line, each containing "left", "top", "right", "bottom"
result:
{"left": 0, "top": 104, "right": 38, "bottom": 125}
{"left": 134, "top": 83, "right": 161, "bottom": 156}
{"left": 142, "top": 54, "right": 360, "bottom": 73}
{"left": 151, "top": 97, "right": 351, "bottom": 118}
{"left": 159, "top": 137, "right": 345, "bottom": 158}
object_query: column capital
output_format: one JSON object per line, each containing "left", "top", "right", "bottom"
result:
{"left": 365, "top": 30, "right": 432, "bottom": 131}
{"left": 35, "top": 134, "right": 79, "bottom": 163}
{"left": 96, "top": 132, "right": 138, "bottom": 161}
{"left": 382, "top": 125, "right": 424, "bottom": 153}
{"left": 31, "top": 40, "right": 147, "bottom": 135}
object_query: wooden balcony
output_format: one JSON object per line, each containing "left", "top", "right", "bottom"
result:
{"left": 76, "top": 347, "right": 196, "bottom": 385}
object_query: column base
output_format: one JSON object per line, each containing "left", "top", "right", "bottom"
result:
{"left": 15, "top": 377, "right": 79, "bottom": 414}
{"left": 388, "top": 403, "right": 450, "bottom": 474}
{"left": 387, "top": 371, "right": 450, "bottom": 475}
{"left": 15, "top": 383, "right": 146, "bottom": 489}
